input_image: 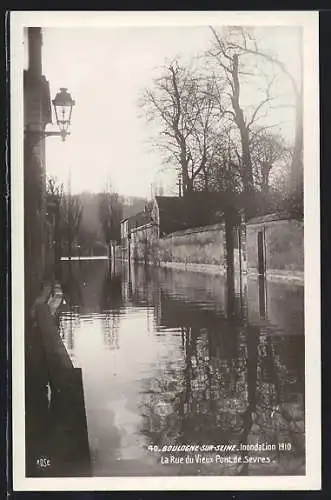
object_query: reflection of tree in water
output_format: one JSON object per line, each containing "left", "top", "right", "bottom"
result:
{"left": 101, "top": 273, "right": 122, "bottom": 310}
{"left": 140, "top": 323, "right": 247, "bottom": 448}
{"left": 101, "top": 273, "right": 123, "bottom": 350}
{"left": 235, "top": 279, "right": 305, "bottom": 474}
{"left": 131, "top": 265, "right": 154, "bottom": 307}
{"left": 102, "top": 312, "right": 120, "bottom": 350}
{"left": 58, "top": 308, "right": 81, "bottom": 354}
{"left": 59, "top": 267, "right": 82, "bottom": 357}
{"left": 122, "top": 263, "right": 133, "bottom": 302}
{"left": 61, "top": 269, "right": 83, "bottom": 308}
{"left": 140, "top": 280, "right": 305, "bottom": 475}
{"left": 236, "top": 324, "right": 305, "bottom": 475}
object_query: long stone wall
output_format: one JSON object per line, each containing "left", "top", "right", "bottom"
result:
{"left": 156, "top": 223, "right": 226, "bottom": 272}
{"left": 246, "top": 218, "right": 304, "bottom": 282}
{"left": 129, "top": 217, "right": 304, "bottom": 283}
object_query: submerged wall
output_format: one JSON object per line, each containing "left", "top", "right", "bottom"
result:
{"left": 156, "top": 223, "right": 227, "bottom": 272}
{"left": 130, "top": 223, "right": 159, "bottom": 264}
{"left": 129, "top": 215, "right": 304, "bottom": 283}
{"left": 246, "top": 217, "right": 304, "bottom": 281}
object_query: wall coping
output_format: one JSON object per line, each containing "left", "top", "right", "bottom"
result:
{"left": 161, "top": 222, "right": 225, "bottom": 240}
{"left": 130, "top": 221, "right": 155, "bottom": 234}
{"left": 247, "top": 268, "right": 304, "bottom": 284}
{"left": 160, "top": 261, "right": 226, "bottom": 275}
{"left": 159, "top": 261, "right": 304, "bottom": 283}
{"left": 247, "top": 212, "right": 303, "bottom": 225}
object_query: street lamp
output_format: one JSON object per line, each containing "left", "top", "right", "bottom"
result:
{"left": 51, "top": 87, "right": 76, "bottom": 141}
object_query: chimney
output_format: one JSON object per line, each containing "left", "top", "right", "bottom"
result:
{"left": 28, "top": 27, "right": 42, "bottom": 77}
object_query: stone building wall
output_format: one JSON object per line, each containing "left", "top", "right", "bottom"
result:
{"left": 156, "top": 223, "right": 226, "bottom": 268}
{"left": 24, "top": 28, "right": 52, "bottom": 311}
{"left": 246, "top": 217, "right": 304, "bottom": 281}
{"left": 130, "top": 221, "right": 249, "bottom": 281}
{"left": 129, "top": 214, "right": 303, "bottom": 283}
{"left": 130, "top": 222, "right": 159, "bottom": 264}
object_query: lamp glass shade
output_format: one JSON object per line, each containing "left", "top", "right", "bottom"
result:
{"left": 52, "top": 87, "right": 75, "bottom": 136}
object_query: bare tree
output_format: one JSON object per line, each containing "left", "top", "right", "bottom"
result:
{"left": 140, "top": 61, "right": 224, "bottom": 195}
{"left": 212, "top": 26, "right": 303, "bottom": 210}
{"left": 208, "top": 27, "right": 279, "bottom": 213}
{"left": 46, "top": 176, "right": 64, "bottom": 275}
{"left": 250, "top": 130, "right": 290, "bottom": 194}
{"left": 61, "top": 192, "right": 82, "bottom": 258}
{"left": 98, "top": 185, "right": 123, "bottom": 257}
{"left": 141, "top": 28, "right": 297, "bottom": 218}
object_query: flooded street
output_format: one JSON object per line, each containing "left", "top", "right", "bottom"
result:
{"left": 58, "top": 259, "right": 305, "bottom": 476}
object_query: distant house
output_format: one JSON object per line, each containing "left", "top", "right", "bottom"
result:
{"left": 120, "top": 210, "right": 153, "bottom": 261}
{"left": 120, "top": 193, "right": 245, "bottom": 265}
{"left": 151, "top": 193, "right": 243, "bottom": 238}
{"left": 151, "top": 196, "right": 186, "bottom": 237}
{"left": 120, "top": 197, "right": 186, "bottom": 262}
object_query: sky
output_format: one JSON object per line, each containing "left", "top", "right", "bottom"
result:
{"left": 41, "top": 24, "right": 301, "bottom": 198}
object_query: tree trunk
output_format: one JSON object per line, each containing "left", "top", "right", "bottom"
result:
{"left": 231, "top": 55, "right": 255, "bottom": 215}
{"left": 240, "top": 125, "right": 254, "bottom": 192}
{"left": 204, "top": 167, "right": 209, "bottom": 192}
{"left": 225, "top": 212, "right": 235, "bottom": 301}
{"left": 181, "top": 154, "right": 190, "bottom": 195}
{"left": 262, "top": 163, "right": 271, "bottom": 195}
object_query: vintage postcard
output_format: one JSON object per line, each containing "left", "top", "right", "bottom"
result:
{"left": 11, "top": 10, "right": 320, "bottom": 491}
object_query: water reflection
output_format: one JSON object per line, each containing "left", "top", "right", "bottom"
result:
{"left": 58, "top": 260, "right": 305, "bottom": 476}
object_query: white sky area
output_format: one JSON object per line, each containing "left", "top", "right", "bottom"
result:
{"left": 41, "top": 25, "right": 301, "bottom": 197}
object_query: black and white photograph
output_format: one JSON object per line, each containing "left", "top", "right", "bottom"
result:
{"left": 11, "top": 11, "right": 320, "bottom": 491}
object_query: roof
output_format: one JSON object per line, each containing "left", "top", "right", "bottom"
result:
{"left": 122, "top": 192, "right": 243, "bottom": 237}
{"left": 126, "top": 211, "right": 152, "bottom": 231}
{"left": 154, "top": 196, "right": 184, "bottom": 219}
{"left": 154, "top": 196, "right": 186, "bottom": 234}
{"left": 247, "top": 211, "right": 298, "bottom": 225}
{"left": 154, "top": 193, "right": 241, "bottom": 234}
{"left": 154, "top": 196, "right": 183, "bottom": 211}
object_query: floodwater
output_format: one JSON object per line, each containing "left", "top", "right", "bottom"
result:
{"left": 59, "top": 259, "right": 305, "bottom": 476}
